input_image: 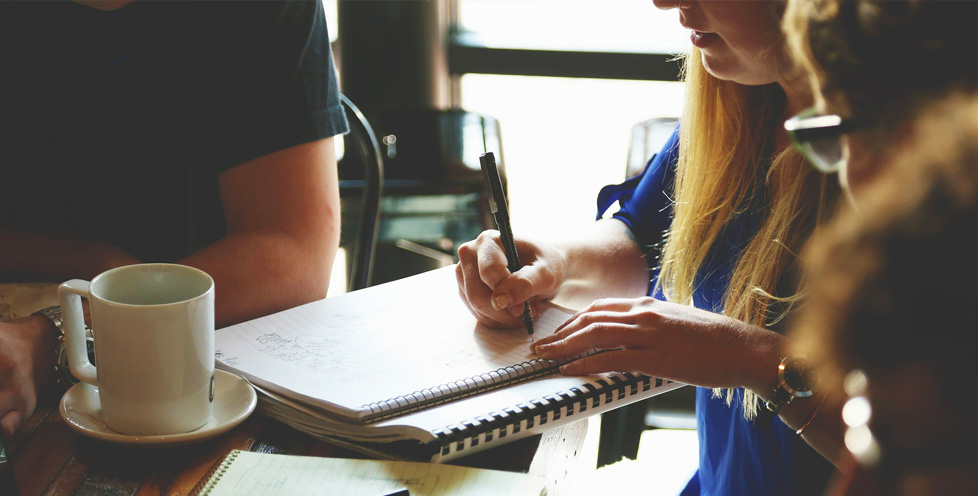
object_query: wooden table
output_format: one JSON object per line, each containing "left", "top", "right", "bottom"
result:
{"left": 0, "top": 282, "right": 591, "bottom": 496}
{"left": 3, "top": 389, "right": 589, "bottom": 496}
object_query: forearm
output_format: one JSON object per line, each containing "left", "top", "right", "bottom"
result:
{"left": 0, "top": 230, "right": 140, "bottom": 282}
{"left": 737, "top": 336, "right": 849, "bottom": 468}
{"left": 179, "top": 225, "right": 339, "bottom": 329}
{"left": 551, "top": 219, "right": 652, "bottom": 308}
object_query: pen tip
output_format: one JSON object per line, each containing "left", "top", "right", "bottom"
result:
{"left": 521, "top": 303, "right": 534, "bottom": 337}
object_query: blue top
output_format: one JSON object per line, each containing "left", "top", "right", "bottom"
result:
{"left": 597, "top": 129, "right": 832, "bottom": 496}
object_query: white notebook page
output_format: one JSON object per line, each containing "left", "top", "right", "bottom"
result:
{"left": 214, "top": 267, "right": 575, "bottom": 418}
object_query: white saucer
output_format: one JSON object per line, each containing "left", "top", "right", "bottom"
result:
{"left": 59, "top": 369, "right": 257, "bottom": 448}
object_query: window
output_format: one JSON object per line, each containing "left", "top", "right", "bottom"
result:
{"left": 323, "top": 0, "right": 338, "bottom": 42}
{"left": 454, "top": 1, "right": 687, "bottom": 238}
{"left": 457, "top": 0, "right": 685, "bottom": 53}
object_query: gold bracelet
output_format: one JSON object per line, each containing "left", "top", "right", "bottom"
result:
{"left": 795, "top": 395, "right": 827, "bottom": 436}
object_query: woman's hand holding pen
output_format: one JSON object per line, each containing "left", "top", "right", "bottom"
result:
{"left": 455, "top": 230, "right": 566, "bottom": 329}
{"left": 530, "top": 297, "right": 786, "bottom": 393}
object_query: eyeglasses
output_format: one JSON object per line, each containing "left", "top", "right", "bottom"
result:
{"left": 784, "top": 107, "right": 863, "bottom": 174}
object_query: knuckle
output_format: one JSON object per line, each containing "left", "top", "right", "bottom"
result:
{"left": 578, "top": 323, "right": 604, "bottom": 338}
{"left": 586, "top": 299, "right": 608, "bottom": 311}
{"left": 586, "top": 298, "right": 619, "bottom": 312}
{"left": 475, "top": 230, "right": 499, "bottom": 245}
{"left": 588, "top": 322, "right": 609, "bottom": 334}
{"left": 506, "top": 272, "right": 535, "bottom": 296}
{"left": 636, "top": 307, "right": 665, "bottom": 325}
{"left": 458, "top": 242, "right": 483, "bottom": 264}
{"left": 577, "top": 312, "right": 607, "bottom": 328}
{"left": 550, "top": 338, "right": 570, "bottom": 351}
{"left": 576, "top": 313, "right": 594, "bottom": 327}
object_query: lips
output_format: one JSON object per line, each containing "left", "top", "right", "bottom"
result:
{"left": 690, "top": 30, "right": 719, "bottom": 49}
{"left": 679, "top": 13, "right": 719, "bottom": 49}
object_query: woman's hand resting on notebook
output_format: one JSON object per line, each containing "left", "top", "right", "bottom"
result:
{"left": 529, "top": 297, "right": 786, "bottom": 393}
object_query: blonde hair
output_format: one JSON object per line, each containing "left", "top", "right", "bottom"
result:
{"left": 656, "top": 49, "right": 838, "bottom": 419}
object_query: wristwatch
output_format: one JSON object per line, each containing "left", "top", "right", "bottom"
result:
{"left": 763, "top": 355, "right": 817, "bottom": 414}
{"left": 33, "top": 305, "right": 94, "bottom": 389}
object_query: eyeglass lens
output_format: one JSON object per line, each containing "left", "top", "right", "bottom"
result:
{"left": 801, "top": 135, "right": 847, "bottom": 173}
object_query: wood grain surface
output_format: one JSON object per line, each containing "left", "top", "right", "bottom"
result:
{"left": 5, "top": 389, "right": 587, "bottom": 496}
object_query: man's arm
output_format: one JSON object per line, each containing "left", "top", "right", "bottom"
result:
{"left": 1, "top": 136, "right": 340, "bottom": 328}
{"left": 0, "top": 136, "right": 339, "bottom": 437}
{"left": 180, "top": 136, "right": 341, "bottom": 328}
{"left": 0, "top": 231, "right": 140, "bottom": 283}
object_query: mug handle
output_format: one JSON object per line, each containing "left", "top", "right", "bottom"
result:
{"left": 58, "top": 280, "right": 97, "bottom": 386}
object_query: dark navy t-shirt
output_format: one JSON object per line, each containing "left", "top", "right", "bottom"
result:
{"left": 598, "top": 129, "right": 832, "bottom": 495}
{"left": 0, "top": 0, "right": 348, "bottom": 262}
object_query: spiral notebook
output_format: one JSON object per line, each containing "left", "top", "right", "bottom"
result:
{"left": 214, "top": 266, "right": 682, "bottom": 461}
{"left": 195, "top": 450, "right": 545, "bottom": 496}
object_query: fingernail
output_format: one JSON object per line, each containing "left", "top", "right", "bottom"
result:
{"left": 508, "top": 305, "right": 522, "bottom": 318}
{"left": 492, "top": 294, "right": 509, "bottom": 311}
{"left": 559, "top": 364, "right": 572, "bottom": 374}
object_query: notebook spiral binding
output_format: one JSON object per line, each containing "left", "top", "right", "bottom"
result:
{"left": 430, "top": 372, "right": 673, "bottom": 458}
{"left": 194, "top": 450, "right": 242, "bottom": 496}
{"left": 361, "top": 353, "right": 593, "bottom": 423}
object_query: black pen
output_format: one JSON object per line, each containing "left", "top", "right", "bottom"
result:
{"left": 479, "top": 152, "right": 534, "bottom": 338}
{"left": 380, "top": 488, "right": 410, "bottom": 496}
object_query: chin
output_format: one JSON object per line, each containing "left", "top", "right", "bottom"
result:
{"left": 700, "top": 54, "right": 773, "bottom": 86}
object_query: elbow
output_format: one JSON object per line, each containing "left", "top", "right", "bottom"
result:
{"left": 302, "top": 206, "right": 341, "bottom": 301}
{"left": 305, "top": 275, "right": 329, "bottom": 302}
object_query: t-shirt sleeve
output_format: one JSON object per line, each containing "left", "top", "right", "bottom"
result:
{"left": 198, "top": 0, "right": 349, "bottom": 172}
{"left": 597, "top": 127, "right": 679, "bottom": 251}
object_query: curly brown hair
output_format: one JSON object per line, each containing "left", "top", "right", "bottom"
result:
{"left": 784, "top": 0, "right": 978, "bottom": 126}
{"left": 792, "top": 94, "right": 978, "bottom": 404}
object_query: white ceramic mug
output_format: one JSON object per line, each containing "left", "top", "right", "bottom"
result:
{"left": 59, "top": 263, "right": 215, "bottom": 436}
